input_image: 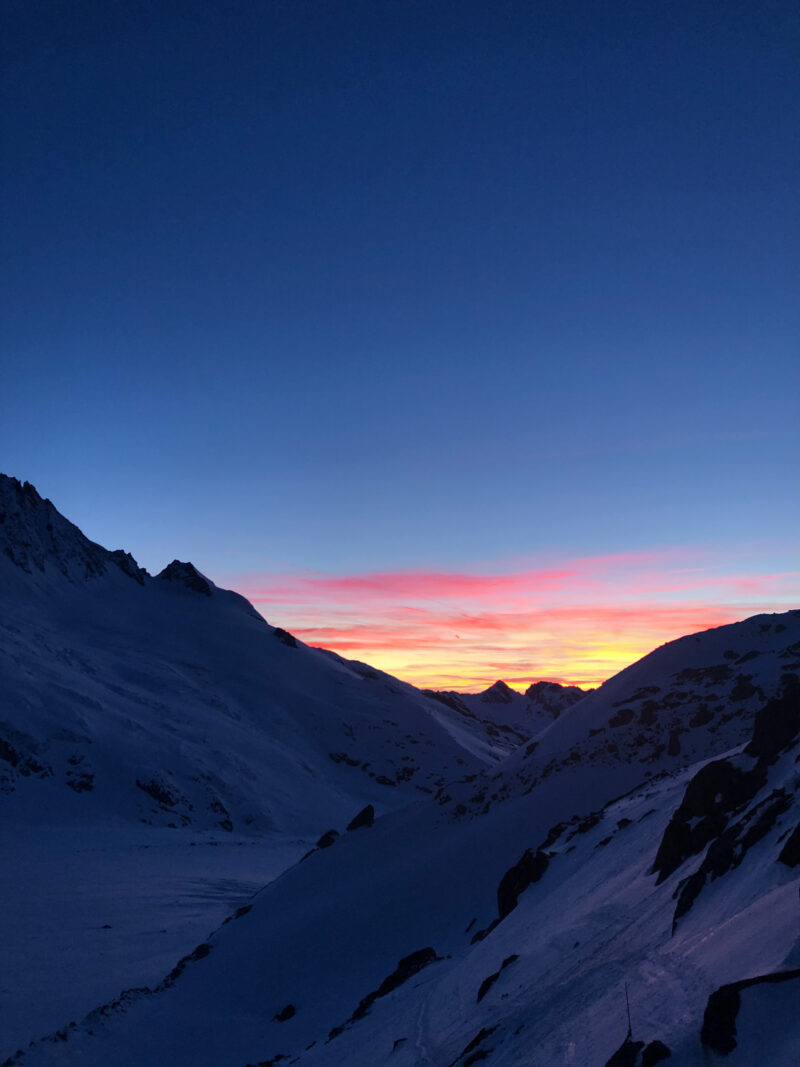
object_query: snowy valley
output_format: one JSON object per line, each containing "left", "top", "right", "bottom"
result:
{"left": 1, "top": 474, "right": 798, "bottom": 1066}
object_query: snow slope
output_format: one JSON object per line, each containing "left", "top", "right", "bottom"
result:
{"left": 0, "top": 474, "right": 548, "bottom": 1051}
{"left": 0, "top": 475, "right": 529, "bottom": 842}
{"left": 7, "top": 618, "right": 799, "bottom": 1065}
{"left": 2, "top": 474, "right": 798, "bottom": 1065}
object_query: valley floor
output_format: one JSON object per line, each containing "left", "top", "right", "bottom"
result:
{"left": 0, "top": 826, "right": 305, "bottom": 1059}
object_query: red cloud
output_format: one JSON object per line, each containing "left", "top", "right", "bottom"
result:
{"left": 222, "top": 549, "right": 799, "bottom": 691}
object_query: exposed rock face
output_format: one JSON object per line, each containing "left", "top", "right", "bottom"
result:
{"left": 0, "top": 474, "right": 109, "bottom": 581}
{"left": 604, "top": 1037, "right": 644, "bottom": 1066}
{"left": 315, "top": 829, "right": 339, "bottom": 849}
{"left": 480, "top": 681, "right": 516, "bottom": 705}
{"left": 476, "top": 954, "right": 518, "bottom": 1002}
{"left": 157, "top": 560, "right": 212, "bottom": 596}
{"left": 497, "top": 848, "right": 549, "bottom": 919}
{"left": 777, "top": 823, "right": 800, "bottom": 867}
{"left": 745, "top": 677, "right": 800, "bottom": 762}
{"left": 641, "top": 1040, "right": 671, "bottom": 1065}
{"left": 346, "top": 805, "right": 374, "bottom": 831}
{"left": 272, "top": 627, "right": 298, "bottom": 648}
{"left": 350, "top": 948, "right": 441, "bottom": 1021}
{"left": 700, "top": 970, "right": 800, "bottom": 1054}
{"left": 525, "top": 680, "right": 586, "bottom": 716}
{"left": 673, "top": 787, "right": 792, "bottom": 925}
{"left": 108, "top": 549, "right": 148, "bottom": 584}
{"left": 652, "top": 758, "right": 764, "bottom": 884}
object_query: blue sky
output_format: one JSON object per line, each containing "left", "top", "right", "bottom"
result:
{"left": 2, "top": 1, "right": 798, "bottom": 682}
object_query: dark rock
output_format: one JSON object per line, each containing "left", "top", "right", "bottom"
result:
{"left": 673, "top": 788, "right": 791, "bottom": 927}
{"left": 273, "top": 1004, "right": 295, "bottom": 1022}
{"left": 641, "top": 1040, "right": 671, "bottom": 1065}
{"left": 351, "top": 948, "right": 441, "bottom": 1021}
{"left": 470, "top": 919, "right": 499, "bottom": 944}
{"left": 453, "top": 1026, "right": 497, "bottom": 1064}
{"left": 604, "top": 1037, "right": 644, "bottom": 1066}
{"left": 136, "top": 777, "right": 178, "bottom": 808}
{"left": 161, "top": 942, "right": 213, "bottom": 987}
{"left": 652, "top": 758, "right": 764, "bottom": 883}
{"left": 639, "top": 702, "right": 658, "bottom": 725}
{"left": 346, "top": 804, "right": 375, "bottom": 831}
{"left": 272, "top": 627, "right": 298, "bottom": 648}
{"left": 476, "top": 972, "right": 499, "bottom": 1003}
{"left": 701, "top": 969, "right": 800, "bottom": 1054}
{"left": 609, "top": 708, "right": 635, "bottom": 728}
{"left": 689, "top": 705, "right": 713, "bottom": 728}
{"left": 480, "top": 681, "right": 516, "bottom": 705}
{"left": 316, "top": 829, "right": 339, "bottom": 849}
{"left": 778, "top": 823, "right": 800, "bottom": 867}
{"left": 745, "top": 679, "right": 800, "bottom": 763}
{"left": 157, "top": 560, "right": 211, "bottom": 596}
{"left": 730, "top": 674, "right": 757, "bottom": 701}
{"left": 700, "top": 982, "right": 742, "bottom": 1054}
{"left": 476, "top": 953, "right": 518, "bottom": 1003}
{"left": 108, "top": 549, "right": 147, "bottom": 584}
{"left": 568, "top": 811, "right": 602, "bottom": 838}
{"left": 667, "top": 729, "right": 681, "bottom": 756}
{"left": 497, "top": 848, "right": 549, "bottom": 919}
{"left": 424, "top": 691, "right": 474, "bottom": 717}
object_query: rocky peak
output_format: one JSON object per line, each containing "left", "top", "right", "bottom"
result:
{"left": 0, "top": 473, "right": 148, "bottom": 586}
{"left": 157, "top": 560, "right": 212, "bottom": 596}
{"left": 0, "top": 473, "right": 109, "bottom": 582}
{"left": 525, "top": 680, "right": 586, "bottom": 718}
{"left": 480, "top": 680, "right": 518, "bottom": 705}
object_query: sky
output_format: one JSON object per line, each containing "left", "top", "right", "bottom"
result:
{"left": 2, "top": 1, "right": 798, "bottom": 689}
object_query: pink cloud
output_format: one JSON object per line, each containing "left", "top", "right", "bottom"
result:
{"left": 221, "top": 547, "right": 799, "bottom": 691}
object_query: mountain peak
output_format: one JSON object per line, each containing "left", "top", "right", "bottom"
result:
{"left": 524, "top": 679, "right": 586, "bottom": 717}
{"left": 0, "top": 473, "right": 148, "bottom": 586}
{"left": 479, "top": 680, "right": 517, "bottom": 704}
{"left": 157, "top": 559, "right": 212, "bottom": 596}
{"left": 0, "top": 473, "right": 108, "bottom": 582}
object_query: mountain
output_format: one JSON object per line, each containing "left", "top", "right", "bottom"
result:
{"left": 0, "top": 473, "right": 545, "bottom": 1051}
{"left": 425, "top": 678, "right": 588, "bottom": 750}
{"left": 8, "top": 616, "right": 799, "bottom": 1067}
{"left": 0, "top": 474, "right": 530, "bottom": 840}
{"left": 2, "top": 474, "right": 799, "bottom": 1065}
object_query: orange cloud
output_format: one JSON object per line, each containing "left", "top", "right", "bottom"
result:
{"left": 223, "top": 550, "right": 799, "bottom": 691}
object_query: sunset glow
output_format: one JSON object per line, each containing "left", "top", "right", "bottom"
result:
{"left": 230, "top": 549, "right": 800, "bottom": 691}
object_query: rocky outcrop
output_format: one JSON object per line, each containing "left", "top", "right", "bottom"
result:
{"left": 345, "top": 948, "right": 442, "bottom": 1026}
{"left": 0, "top": 474, "right": 109, "bottom": 581}
{"left": 652, "top": 758, "right": 764, "bottom": 884}
{"left": 272, "top": 627, "right": 298, "bottom": 648}
{"left": 745, "top": 677, "right": 800, "bottom": 762}
{"left": 497, "top": 848, "right": 549, "bottom": 919}
{"left": 315, "top": 829, "right": 339, "bottom": 849}
{"left": 157, "top": 560, "right": 212, "bottom": 596}
{"left": 480, "top": 681, "right": 516, "bottom": 705}
{"left": 346, "top": 804, "right": 374, "bottom": 831}
{"left": 700, "top": 969, "right": 800, "bottom": 1054}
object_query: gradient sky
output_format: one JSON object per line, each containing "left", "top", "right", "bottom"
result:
{"left": 2, "top": 1, "right": 798, "bottom": 689}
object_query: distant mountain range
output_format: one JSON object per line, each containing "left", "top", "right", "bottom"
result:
{"left": 1, "top": 473, "right": 798, "bottom": 1067}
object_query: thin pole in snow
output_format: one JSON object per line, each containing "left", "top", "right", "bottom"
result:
{"left": 625, "top": 982, "right": 632, "bottom": 1041}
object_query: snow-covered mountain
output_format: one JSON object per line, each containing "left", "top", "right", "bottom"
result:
{"left": 0, "top": 474, "right": 531, "bottom": 842}
{"left": 0, "top": 473, "right": 548, "bottom": 1050}
{"left": 425, "top": 678, "right": 587, "bottom": 749}
{"left": 8, "top": 617, "right": 799, "bottom": 1067}
{"left": 2, "top": 474, "right": 799, "bottom": 1066}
